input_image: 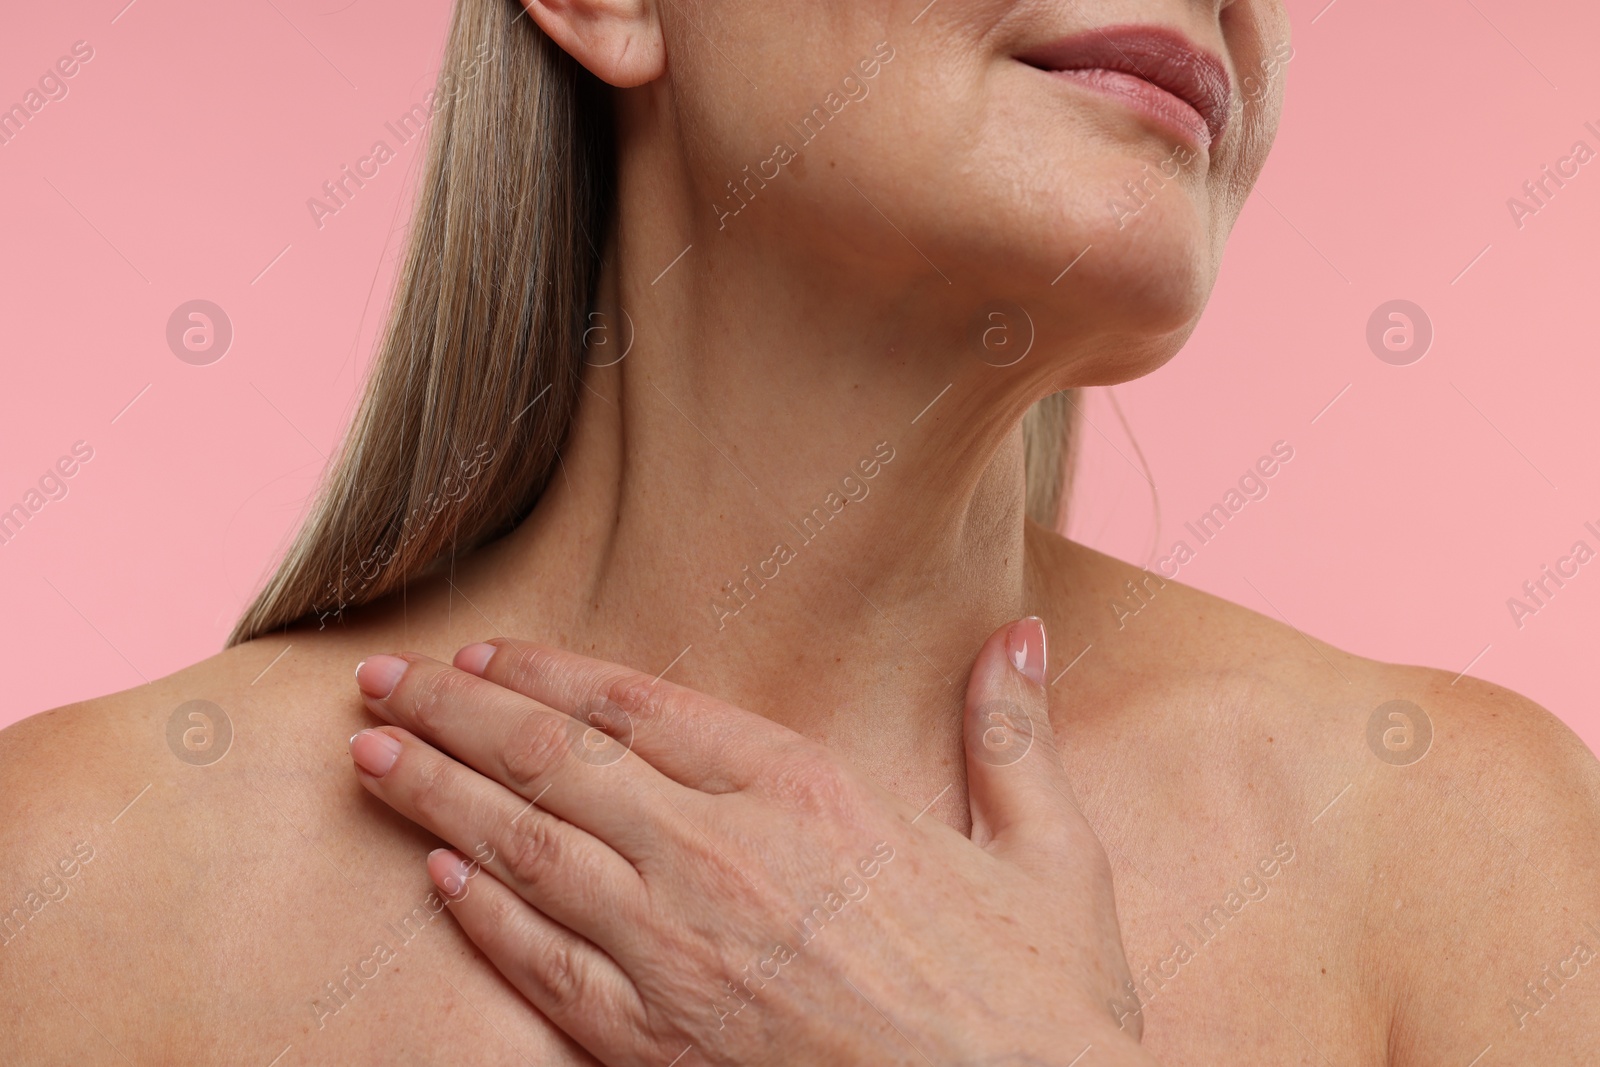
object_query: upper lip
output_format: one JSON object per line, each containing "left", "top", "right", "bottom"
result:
{"left": 1016, "top": 25, "right": 1233, "bottom": 145}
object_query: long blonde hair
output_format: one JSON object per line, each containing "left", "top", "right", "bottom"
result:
{"left": 228, "top": 0, "right": 1077, "bottom": 647}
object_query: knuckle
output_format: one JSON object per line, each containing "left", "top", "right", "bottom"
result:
{"left": 478, "top": 882, "right": 521, "bottom": 939}
{"left": 408, "top": 667, "right": 472, "bottom": 734}
{"left": 408, "top": 753, "right": 455, "bottom": 823}
{"left": 501, "top": 814, "right": 562, "bottom": 890}
{"left": 500, "top": 642, "right": 556, "bottom": 696}
{"left": 603, "top": 674, "right": 670, "bottom": 724}
{"left": 501, "top": 710, "right": 573, "bottom": 790}
{"left": 774, "top": 754, "right": 858, "bottom": 819}
{"left": 538, "top": 937, "right": 587, "bottom": 1014}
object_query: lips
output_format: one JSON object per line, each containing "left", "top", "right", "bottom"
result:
{"left": 1016, "top": 25, "right": 1233, "bottom": 147}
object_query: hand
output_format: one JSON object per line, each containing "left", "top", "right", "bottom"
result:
{"left": 347, "top": 618, "right": 1156, "bottom": 1067}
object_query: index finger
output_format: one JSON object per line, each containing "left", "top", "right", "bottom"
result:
{"left": 354, "top": 651, "right": 685, "bottom": 861}
{"left": 455, "top": 640, "right": 804, "bottom": 793}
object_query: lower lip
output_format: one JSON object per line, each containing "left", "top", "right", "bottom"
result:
{"left": 1046, "top": 67, "right": 1212, "bottom": 149}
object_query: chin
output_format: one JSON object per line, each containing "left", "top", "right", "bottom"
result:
{"left": 1011, "top": 195, "right": 1217, "bottom": 366}
{"left": 919, "top": 120, "right": 1222, "bottom": 337}
{"left": 1072, "top": 146, "right": 1220, "bottom": 317}
{"left": 1072, "top": 329, "right": 1196, "bottom": 389}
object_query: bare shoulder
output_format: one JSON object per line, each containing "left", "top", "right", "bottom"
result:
{"left": 1035, "top": 528, "right": 1597, "bottom": 790}
{"left": 1356, "top": 668, "right": 1600, "bottom": 1064}
{"left": 1036, "top": 530, "right": 1600, "bottom": 1062}
{"left": 0, "top": 640, "right": 311, "bottom": 859}
{"left": 0, "top": 644, "right": 300, "bottom": 1061}
{"left": 0, "top": 654, "right": 237, "bottom": 907}
{"left": 0, "top": 634, "right": 561, "bottom": 1064}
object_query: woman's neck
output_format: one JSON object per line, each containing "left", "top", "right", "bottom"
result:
{"left": 468, "top": 370, "right": 1034, "bottom": 724}
{"left": 383, "top": 139, "right": 1067, "bottom": 788}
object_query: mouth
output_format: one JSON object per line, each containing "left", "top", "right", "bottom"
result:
{"left": 1016, "top": 25, "right": 1233, "bottom": 149}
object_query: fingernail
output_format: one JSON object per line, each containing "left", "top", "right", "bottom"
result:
{"left": 428, "top": 848, "right": 472, "bottom": 898}
{"left": 356, "top": 655, "right": 408, "bottom": 699}
{"left": 455, "top": 642, "right": 497, "bottom": 676}
{"left": 350, "top": 729, "right": 402, "bottom": 777}
{"left": 1006, "top": 616, "right": 1047, "bottom": 686}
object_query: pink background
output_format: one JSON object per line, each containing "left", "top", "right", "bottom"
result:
{"left": 2, "top": 0, "right": 1596, "bottom": 753}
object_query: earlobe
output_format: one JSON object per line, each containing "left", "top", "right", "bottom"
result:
{"left": 519, "top": 0, "right": 665, "bottom": 88}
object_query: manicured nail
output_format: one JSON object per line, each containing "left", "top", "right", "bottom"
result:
{"left": 349, "top": 729, "right": 402, "bottom": 777}
{"left": 356, "top": 655, "right": 408, "bottom": 699}
{"left": 455, "top": 642, "right": 497, "bottom": 676}
{"left": 1006, "top": 616, "right": 1047, "bottom": 686}
{"left": 428, "top": 848, "right": 472, "bottom": 898}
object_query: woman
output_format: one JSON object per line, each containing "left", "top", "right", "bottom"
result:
{"left": 3, "top": 0, "right": 1597, "bottom": 1062}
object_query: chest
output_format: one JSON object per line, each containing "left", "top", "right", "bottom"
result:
{"left": 1063, "top": 729, "right": 1391, "bottom": 1065}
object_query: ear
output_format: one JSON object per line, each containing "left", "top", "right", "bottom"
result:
{"left": 519, "top": 0, "right": 665, "bottom": 88}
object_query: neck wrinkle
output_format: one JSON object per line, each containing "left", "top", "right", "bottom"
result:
{"left": 454, "top": 139, "right": 1053, "bottom": 774}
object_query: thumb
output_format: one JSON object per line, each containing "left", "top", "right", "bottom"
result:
{"left": 963, "top": 616, "right": 1079, "bottom": 857}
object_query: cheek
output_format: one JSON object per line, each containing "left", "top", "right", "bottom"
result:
{"left": 814, "top": 63, "right": 1217, "bottom": 315}
{"left": 1217, "top": 0, "right": 1292, "bottom": 190}
{"left": 665, "top": 0, "right": 1266, "bottom": 354}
